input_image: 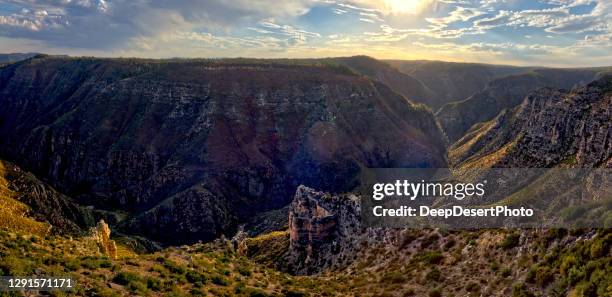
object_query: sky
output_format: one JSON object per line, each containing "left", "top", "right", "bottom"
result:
{"left": 0, "top": 0, "right": 610, "bottom": 67}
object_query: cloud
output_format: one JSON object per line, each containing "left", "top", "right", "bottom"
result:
{"left": 473, "top": 0, "right": 610, "bottom": 36}
{"left": 238, "top": 20, "right": 321, "bottom": 47}
{"left": 359, "top": 11, "right": 385, "bottom": 22}
{"left": 425, "top": 6, "right": 484, "bottom": 29}
{"left": 473, "top": 10, "right": 511, "bottom": 29}
{"left": 0, "top": 0, "right": 314, "bottom": 49}
{"left": 0, "top": 0, "right": 610, "bottom": 67}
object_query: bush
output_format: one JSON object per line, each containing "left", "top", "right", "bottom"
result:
{"left": 512, "top": 284, "right": 535, "bottom": 297}
{"left": 212, "top": 275, "right": 229, "bottom": 286}
{"left": 80, "top": 257, "right": 112, "bottom": 270}
{"left": 146, "top": 277, "right": 162, "bottom": 290}
{"left": 238, "top": 265, "right": 252, "bottom": 277}
{"left": 282, "top": 290, "right": 308, "bottom": 297}
{"left": 465, "top": 282, "right": 480, "bottom": 292}
{"left": 415, "top": 251, "right": 444, "bottom": 265}
{"left": 589, "top": 240, "right": 605, "bottom": 258}
{"left": 560, "top": 255, "right": 578, "bottom": 275}
{"left": 185, "top": 270, "right": 207, "bottom": 284}
{"left": 113, "top": 271, "right": 142, "bottom": 286}
{"left": 381, "top": 271, "right": 406, "bottom": 284}
{"left": 501, "top": 234, "right": 521, "bottom": 250}
{"left": 163, "top": 259, "right": 186, "bottom": 274}
{"left": 501, "top": 268, "right": 512, "bottom": 278}
{"left": 535, "top": 266, "right": 553, "bottom": 286}
{"left": 0, "top": 256, "right": 34, "bottom": 276}
{"left": 421, "top": 234, "right": 440, "bottom": 248}
{"left": 425, "top": 268, "right": 442, "bottom": 282}
{"left": 400, "top": 232, "right": 417, "bottom": 249}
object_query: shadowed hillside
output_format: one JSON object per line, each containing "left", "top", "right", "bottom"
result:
{"left": 437, "top": 68, "right": 607, "bottom": 142}
{"left": 0, "top": 55, "right": 447, "bottom": 245}
{"left": 387, "top": 60, "right": 531, "bottom": 110}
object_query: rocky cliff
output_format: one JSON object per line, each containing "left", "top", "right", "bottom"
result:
{"left": 437, "top": 68, "right": 604, "bottom": 142}
{"left": 0, "top": 55, "right": 447, "bottom": 244}
{"left": 451, "top": 75, "right": 611, "bottom": 168}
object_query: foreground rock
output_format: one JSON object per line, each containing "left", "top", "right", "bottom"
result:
{"left": 90, "top": 220, "right": 118, "bottom": 260}
{"left": 287, "top": 185, "right": 362, "bottom": 274}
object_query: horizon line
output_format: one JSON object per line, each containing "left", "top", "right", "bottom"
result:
{"left": 4, "top": 52, "right": 612, "bottom": 69}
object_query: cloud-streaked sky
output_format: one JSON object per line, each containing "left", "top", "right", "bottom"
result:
{"left": 0, "top": 0, "right": 610, "bottom": 66}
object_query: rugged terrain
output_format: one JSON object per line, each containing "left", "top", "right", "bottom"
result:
{"left": 0, "top": 180, "right": 609, "bottom": 297}
{"left": 0, "top": 55, "right": 610, "bottom": 296}
{"left": 437, "top": 69, "right": 607, "bottom": 142}
{"left": 0, "top": 55, "right": 447, "bottom": 245}
{"left": 450, "top": 75, "right": 612, "bottom": 168}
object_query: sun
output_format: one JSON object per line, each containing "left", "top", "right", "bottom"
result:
{"left": 383, "top": 0, "right": 430, "bottom": 15}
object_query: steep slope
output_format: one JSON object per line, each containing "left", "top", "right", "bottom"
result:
{"left": 437, "top": 68, "right": 604, "bottom": 142}
{"left": 450, "top": 75, "right": 611, "bottom": 168}
{"left": 0, "top": 159, "right": 107, "bottom": 234}
{"left": 388, "top": 60, "right": 530, "bottom": 110}
{"left": 329, "top": 56, "right": 436, "bottom": 108}
{"left": 0, "top": 160, "right": 50, "bottom": 236}
{"left": 0, "top": 55, "right": 447, "bottom": 245}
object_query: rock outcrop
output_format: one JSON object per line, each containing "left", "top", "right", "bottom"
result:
{"left": 287, "top": 186, "right": 362, "bottom": 275}
{"left": 0, "top": 56, "right": 447, "bottom": 244}
{"left": 90, "top": 220, "right": 117, "bottom": 259}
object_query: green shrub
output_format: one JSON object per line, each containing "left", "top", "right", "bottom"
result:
{"left": 0, "top": 256, "right": 34, "bottom": 276}
{"left": 186, "top": 270, "right": 207, "bottom": 284}
{"left": 444, "top": 238, "right": 456, "bottom": 250}
{"left": 212, "top": 275, "right": 229, "bottom": 286}
{"left": 534, "top": 266, "right": 553, "bottom": 286}
{"left": 381, "top": 271, "right": 406, "bottom": 284}
{"left": 425, "top": 268, "right": 442, "bottom": 282}
{"left": 512, "top": 284, "right": 535, "bottom": 297}
{"left": 501, "top": 234, "right": 521, "bottom": 250}
{"left": 501, "top": 268, "right": 512, "bottom": 278}
{"left": 80, "top": 257, "right": 112, "bottom": 270}
{"left": 238, "top": 265, "right": 252, "bottom": 277}
{"left": 465, "top": 282, "right": 480, "bottom": 293}
{"left": 64, "top": 258, "right": 81, "bottom": 271}
{"left": 112, "top": 271, "right": 142, "bottom": 285}
{"left": 163, "top": 259, "right": 186, "bottom": 274}
{"left": 415, "top": 251, "right": 444, "bottom": 265}
{"left": 282, "top": 289, "right": 308, "bottom": 297}
{"left": 421, "top": 234, "right": 440, "bottom": 248}
{"left": 560, "top": 255, "right": 578, "bottom": 275}
{"left": 146, "top": 277, "right": 162, "bottom": 290}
